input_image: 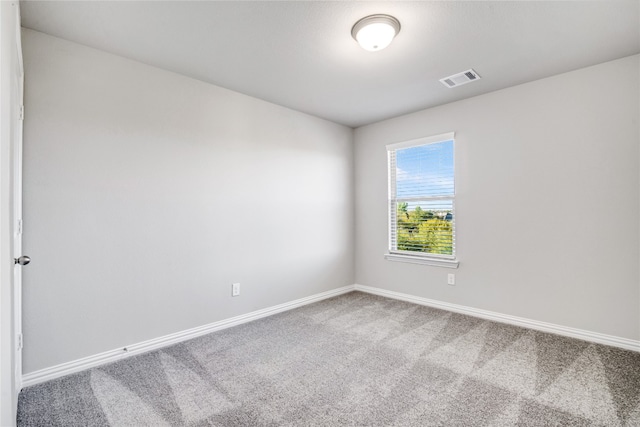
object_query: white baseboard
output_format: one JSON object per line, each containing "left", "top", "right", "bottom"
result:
{"left": 354, "top": 284, "right": 640, "bottom": 352}
{"left": 22, "top": 285, "right": 356, "bottom": 388}
{"left": 22, "top": 282, "right": 639, "bottom": 388}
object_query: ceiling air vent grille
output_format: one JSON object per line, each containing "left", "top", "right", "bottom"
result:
{"left": 440, "top": 69, "right": 481, "bottom": 88}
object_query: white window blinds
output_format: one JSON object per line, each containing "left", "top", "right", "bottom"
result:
{"left": 387, "top": 133, "right": 455, "bottom": 258}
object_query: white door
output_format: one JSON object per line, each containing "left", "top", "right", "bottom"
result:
{"left": 12, "top": 23, "right": 25, "bottom": 394}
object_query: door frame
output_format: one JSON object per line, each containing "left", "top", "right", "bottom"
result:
{"left": 12, "top": 6, "right": 24, "bottom": 396}
{"left": 0, "top": 1, "right": 23, "bottom": 425}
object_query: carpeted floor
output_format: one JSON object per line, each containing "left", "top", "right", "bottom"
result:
{"left": 17, "top": 291, "right": 640, "bottom": 426}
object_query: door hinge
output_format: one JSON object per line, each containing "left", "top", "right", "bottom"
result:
{"left": 19, "top": 105, "right": 24, "bottom": 121}
{"left": 17, "top": 219, "right": 22, "bottom": 235}
{"left": 17, "top": 333, "right": 22, "bottom": 351}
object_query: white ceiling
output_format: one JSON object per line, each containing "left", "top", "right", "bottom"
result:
{"left": 20, "top": 1, "right": 640, "bottom": 128}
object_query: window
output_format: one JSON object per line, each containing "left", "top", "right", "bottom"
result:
{"left": 386, "top": 132, "right": 458, "bottom": 268}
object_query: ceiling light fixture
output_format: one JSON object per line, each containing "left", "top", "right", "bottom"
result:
{"left": 351, "top": 14, "right": 400, "bottom": 52}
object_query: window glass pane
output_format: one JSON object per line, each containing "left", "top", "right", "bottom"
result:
{"left": 395, "top": 200, "right": 453, "bottom": 255}
{"left": 396, "top": 140, "right": 454, "bottom": 198}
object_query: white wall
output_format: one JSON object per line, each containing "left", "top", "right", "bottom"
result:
{"left": 1, "top": 2, "right": 22, "bottom": 424}
{"left": 21, "top": 29, "right": 354, "bottom": 374}
{"left": 355, "top": 55, "right": 640, "bottom": 340}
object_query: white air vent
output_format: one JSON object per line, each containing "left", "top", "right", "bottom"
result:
{"left": 440, "top": 69, "right": 481, "bottom": 88}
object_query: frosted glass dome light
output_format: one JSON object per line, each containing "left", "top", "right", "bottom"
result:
{"left": 351, "top": 15, "right": 401, "bottom": 52}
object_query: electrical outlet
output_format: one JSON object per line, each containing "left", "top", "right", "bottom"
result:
{"left": 447, "top": 274, "right": 455, "bottom": 286}
{"left": 232, "top": 283, "right": 240, "bottom": 297}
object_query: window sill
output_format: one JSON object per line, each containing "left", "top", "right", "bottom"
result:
{"left": 384, "top": 253, "right": 459, "bottom": 269}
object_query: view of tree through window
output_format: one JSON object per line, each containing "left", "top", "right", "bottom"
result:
{"left": 389, "top": 138, "right": 455, "bottom": 257}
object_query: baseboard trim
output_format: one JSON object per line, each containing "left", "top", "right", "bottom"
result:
{"left": 22, "top": 285, "right": 356, "bottom": 388}
{"left": 23, "top": 283, "right": 639, "bottom": 388}
{"left": 354, "top": 284, "right": 640, "bottom": 352}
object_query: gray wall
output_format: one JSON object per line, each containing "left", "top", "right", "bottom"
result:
{"left": 21, "top": 26, "right": 640, "bottom": 374}
{"left": 355, "top": 55, "right": 640, "bottom": 340}
{"left": 22, "top": 30, "right": 354, "bottom": 373}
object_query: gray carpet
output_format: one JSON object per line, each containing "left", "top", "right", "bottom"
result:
{"left": 17, "top": 291, "right": 640, "bottom": 426}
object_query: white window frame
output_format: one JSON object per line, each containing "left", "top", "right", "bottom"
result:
{"left": 385, "top": 132, "right": 459, "bottom": 268}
